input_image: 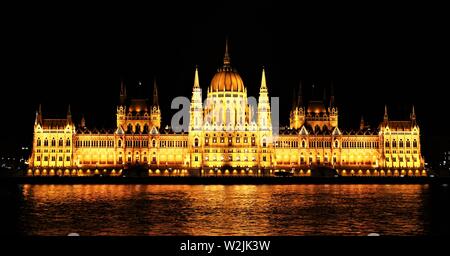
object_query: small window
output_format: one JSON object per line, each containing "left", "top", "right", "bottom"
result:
{"left": 194, "top": 138, "right": 199, "bottom": 147}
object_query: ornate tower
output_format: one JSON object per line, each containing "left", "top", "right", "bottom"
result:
{"left": 116, "top": 80, "right": 126, "bottom": 130}
{"left": 328, "top": 82, "right": 338, "bottom": 128}
{"left": 257, "top": 67, "right": 272, "bottom": 131}
{"left": 289, "top": 81, "right": 305, "bottom": 129}
{"left": 257, "top": 67, "right": 273, "bottom": 168}
{"left": 189, "top": 66, "right": 203, "bottom": 132}
{"left": 151, "top": 79, "right": 161, "bottom": 129}
{"left": 188, "top": 66, "right": 204, "bottom": 168}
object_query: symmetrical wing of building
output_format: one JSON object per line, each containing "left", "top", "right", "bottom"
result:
{"left": 28, "top": 41, "right": 426, "bottom": 177}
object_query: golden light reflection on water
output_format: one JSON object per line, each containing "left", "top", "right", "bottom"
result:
{"left": 19, "top": 184, "right": 429, "bottom": 236}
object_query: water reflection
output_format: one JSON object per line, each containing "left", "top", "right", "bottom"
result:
{"left": 17, "top": 184, "right": 432, "bottom": 236}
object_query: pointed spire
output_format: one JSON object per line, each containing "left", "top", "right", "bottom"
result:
{"left": 292, "top": 88, "right": 297, "bottom": 111}
{"left": 330, "top": 81, "right": 335, "bottom": 107}
{"left": 67, "top": 104, "right": 71, "bottom": 118}
{"left": 297, "top": 81, "right": 303, "bottom": 107}
{"left": 120, "top": 79, "right": 126, "bottom": 96}
{"left": 80, "top": 114, "right": 86, "bottom": 128}
{"left": 260, "top": 66, "right": 267, "bottom": 90}
{"left": 384, "top": 104, "right": 388, "bottom": 122}
{"left": 120, "top": 79, "right": 127, "bottom": 105}
{"left": 35, "top": 104, "right": 42, "bottom": 125}
{"left": 67, "top": 104, "right": 72, "bottom": 124}
{"left": 194, "top": 66, "right": 200, "bottom": 89}
{"left": 223, "top": 37, "right": 231, "bottom": 66}
{"left": 411, "top": 105, "right": 416, "bottom": 121}
{"left": 360, "top": 115, "right": 365, "bottom": 130}
{"left": 153, "top": 78, "right": 159, "bottom": 107}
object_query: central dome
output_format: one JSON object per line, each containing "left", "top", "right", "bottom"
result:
{"left": 209, "top": 40, "right": 245, "bottom": 93}
{"left": 210, "top": 66, "right": 244, "bottom": 92}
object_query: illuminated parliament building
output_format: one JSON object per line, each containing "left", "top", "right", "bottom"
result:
{"left": 28, "top": 41, "right": 426, "bottom": 177}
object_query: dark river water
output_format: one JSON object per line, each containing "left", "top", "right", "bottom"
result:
{"left": 2, "top": 184, "right": 450, "bottom": 236}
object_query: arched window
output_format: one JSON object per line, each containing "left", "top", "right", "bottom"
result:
{"left": 127, "top": 124, "right": 133, "bottom": 134}
{"left": 301, "top": 140, "right": 306, "bottom": 148}
{"left": 59, "top": 139, "right": 63, "bottom": 147}
{"left": 37, "top": 138, "right": 41, "bottom": 147}
{"left": 118, "top": 139, "right": 122, "bottom": 147}
{"left": 135, "top": 124, "right": 141, "bottom": 134}
{"left": 413, "top": 139, "right": 418, "bottom": 148}
{"left": 44, "top": 138, "right": 48, "bottom": 146}
{"left": 51, "top": 138, "right": 56, "bottom": 147}
{"left": 399, "top": 140, "right": 404, "bottom": 148}
{"left": 334, "top": 140, "right": 339, "bottom": 148}
{"left": 66, "top": 139, "right": 70, "bottom": 146}
{"left": 143, "top": 124, "right": 149, "bottom": 133}
{"left": 262, "top": 138, "right": 267, "bottom": 147}
{"left": 406, "top": 139, "right": 411, "bottom": 148}
{"left": 194, "top": 138, "right": 199, "bottom": 147}
{"left": 385, "top": 141, "right": 390, "bottom": 148}
{"left": 392, "top": 140, "right": 397, "bottom": 148}
{"left": 152, "top": 139, "right": 156, "bottom": 148}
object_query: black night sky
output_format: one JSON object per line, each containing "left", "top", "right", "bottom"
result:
{"left": 2, "top": 2, "right": 449, "bottom": 167}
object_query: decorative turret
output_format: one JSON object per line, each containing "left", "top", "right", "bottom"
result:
{"left": 151, "top": 78, "right": 161, "bottom": 129}
{"left": 328, "top": 82, "right": 338, "bottom": 128}
{"left": 290, "top": 81, "right": 306, "bottom": 129}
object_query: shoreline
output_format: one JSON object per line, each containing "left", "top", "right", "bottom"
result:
{"left": 1, "top": 176, "right": 449, "bottom": 185}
